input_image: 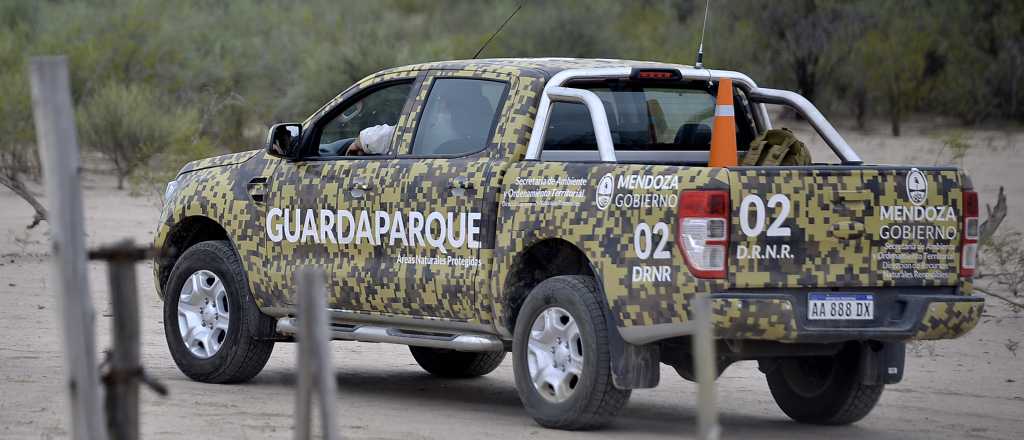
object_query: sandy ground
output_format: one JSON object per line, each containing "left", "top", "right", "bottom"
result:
{"left": 2, "top": 123, "right": 1023, "bottom": 439}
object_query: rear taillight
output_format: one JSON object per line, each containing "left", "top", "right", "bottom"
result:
{"left": 677, "top": 190, "right": 730, "bottom": 279}
{"left": 960, "top": 190, "right": 979, "bottom": 277}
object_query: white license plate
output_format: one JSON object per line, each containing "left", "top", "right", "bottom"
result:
{"left": 808, "top": 293, "right": 874, "bottom": 320}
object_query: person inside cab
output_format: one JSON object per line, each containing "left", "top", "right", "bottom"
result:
{"left": 344, "top": 123, "right": 393, "bottom": 156}
{"left": 344, "top": 79, "right": 496, "bottom": 156}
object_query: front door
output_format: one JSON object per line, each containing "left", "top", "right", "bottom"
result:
{"left": 262, "top": 77, "right": 416, "bottom": 309}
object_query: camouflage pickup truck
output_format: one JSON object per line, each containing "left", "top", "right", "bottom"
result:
{"left": 155, "top": 58, "right": 983, "bottom": 429}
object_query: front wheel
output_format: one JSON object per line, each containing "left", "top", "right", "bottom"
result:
{"left": 764, "top": 344, "right": 884, "bottom": 425}
{"left": 512, "top": 275, "right": 630, "bottom": 430}
{"left": 163, "top": 240, "right": 276, "bottom": 383}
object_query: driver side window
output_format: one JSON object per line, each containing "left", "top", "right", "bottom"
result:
{"left": 316, "top": 82, "right": 413, "bottom": 157}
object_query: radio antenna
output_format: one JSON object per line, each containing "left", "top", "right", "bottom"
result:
{"left": 694, "top": 0, "right": 711, "bottom": 69}
{"left": 472, "top": 1, "right": 527, "bottom": 59}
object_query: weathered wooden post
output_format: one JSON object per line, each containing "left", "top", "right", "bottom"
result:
{"left": 294, "top": 267, "right": 338, "bottom": 440}
{"left": 29, "top": 56, "right": 107, "bottom": 440}
{"left": 693, "top": 293, "right": 721, "bottom": 440}
{"left": 89, "top": 240, "right": 161, "bottom": 440}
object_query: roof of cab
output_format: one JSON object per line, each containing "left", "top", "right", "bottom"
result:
{"left": 387, "top": 57, "right": 694, "bottom": 79}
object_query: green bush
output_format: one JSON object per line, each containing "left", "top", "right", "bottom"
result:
{"left": 77, "top": 82, "right": 201, "bottom": 189}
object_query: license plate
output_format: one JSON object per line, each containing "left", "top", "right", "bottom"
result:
{"left": 807, "top": 293, "right": 874, "bottom": 320}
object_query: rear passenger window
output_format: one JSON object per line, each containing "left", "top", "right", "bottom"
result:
{"left": 541, "top": 83, "right": 757, "bottom": 161}
{"left": 410, "top": 78, "right": 508, "bottom": 156}
{"left": 543, "top": 85, "right": 722, "bottom": 151}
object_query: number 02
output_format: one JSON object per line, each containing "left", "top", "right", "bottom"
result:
{"left": 739, "top": 194, "right": 791, "bottom": 237}
{"left": 634, "top": 222, "right": 671, "bottom": 260}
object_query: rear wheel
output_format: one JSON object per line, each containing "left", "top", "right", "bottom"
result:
{"left": 765, "top": 344, "right": 883, "bottom": 425}
{"left": 512, "top": 275, "right": 630, "bottom": 430}
{"left": 163, "top": 240, "right": 276, "bottom": 383}
{"left": 409, "top": 346, "right": 505, "bottom": 378}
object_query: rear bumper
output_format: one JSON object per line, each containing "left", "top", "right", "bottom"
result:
{"left": 711, "top": 292, "right": 984, "bottom": 343}
{"left": 617, "top": 292, "right": 983, "bottom": 345}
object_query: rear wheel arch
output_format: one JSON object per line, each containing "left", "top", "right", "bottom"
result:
{"left": 502, "top": 239, "right": 600, "bottom": 334}
{"left": 501, "top": 239, "right": 657, "bottom": 390}
{"left": 157, "top": 216, "right": 232, "bottom": 298}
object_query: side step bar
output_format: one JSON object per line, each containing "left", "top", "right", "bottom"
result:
{"left": 276, "top": 318, "right": 504, "bottom": 352}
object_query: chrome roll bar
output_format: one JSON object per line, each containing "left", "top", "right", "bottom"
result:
{"left": 544, "top": 86, "right": 617, "bottom": 162}
{"left": 524, "top": 66, "right": 862, "bottom": 165}
{"left": 525, "top": 67, "right": 630, "bottom": 162}
{"left": 747, "top": 87, "right": 862, "bottom": 164}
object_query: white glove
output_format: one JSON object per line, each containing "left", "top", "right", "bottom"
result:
{"left": 358, "top": 124, "right": 394, "bottom": 155}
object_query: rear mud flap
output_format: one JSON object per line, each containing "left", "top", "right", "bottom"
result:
{"left": 593, "top": 265, "right": 661, "bottom": 389}
{"left": 859, "top": 341, "right": 905, "bottom": 385}
{"left": 609, "top": 331, "right": 660, "bottom": 389}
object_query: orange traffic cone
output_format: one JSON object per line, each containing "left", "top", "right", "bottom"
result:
{"left": 708, "top": 78, "right": 737, "bottom": 167}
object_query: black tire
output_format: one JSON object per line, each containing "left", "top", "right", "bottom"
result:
{"left": 765, "top": 344, "right": 884, "bottom": 425}
{"left": 409, "top": 346, "right": 506, "bottom": 378}
{"left": 163, "top": 240, "right": 276, "bottom": 383}
{"left": 512, "top": 275, "right": 630, "bottom": 430}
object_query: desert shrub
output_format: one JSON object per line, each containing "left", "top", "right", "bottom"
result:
{"left": 77, "top": 82, "right": 199, "bottom": 189}
{"left": 980, "top": 229, "right": 1024, "bottom": 297}
{"left": 129, "top": 120, "right": 218, "bottom": 200}
{"left": 935, "top": 131, "right": 974, "bottom": 166}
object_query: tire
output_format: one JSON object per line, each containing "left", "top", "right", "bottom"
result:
{"left": 163, "top": 240, "right": 276, "bottom": 383}
{"left": 512, "top": 275, "right": 630, "bottom": 430}
{"left": 765, "top": 343, "right": 884, "bottom": 425}
{"left": 409, "top": 346, "right": 506, "bottom": 378}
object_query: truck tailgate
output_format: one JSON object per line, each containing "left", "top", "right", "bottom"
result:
{"left": 729, "top": 167, "right": 964, "bottom": 289}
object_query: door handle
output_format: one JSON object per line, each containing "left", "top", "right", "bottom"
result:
{"left": 349, "top": 177, "right": 374, "bottom": 191}
{"left": 448, "top": 177, "right": 474, "bottom": 190}
{"left": 448, "top": 176, "right": 473, "bottom": 197}
{"left": 349, "top": 177, "right": 373, "bottom": 198}
{"left": 247, "top": 177, "right": 268, "bottom": 203}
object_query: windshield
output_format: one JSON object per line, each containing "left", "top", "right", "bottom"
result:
{"left": 543, "top": 82, "right": 754, "bottom": 152}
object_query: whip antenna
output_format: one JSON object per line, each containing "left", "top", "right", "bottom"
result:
{"left": 695, "top": 0, "right": 711, "bottom": 69}
{"left": 472, "top": 1, "right": 526, "bottom": 59}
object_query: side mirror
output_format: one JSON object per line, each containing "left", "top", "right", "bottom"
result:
{"left": 265, "top": 123, "right": 302, "bottom": 159}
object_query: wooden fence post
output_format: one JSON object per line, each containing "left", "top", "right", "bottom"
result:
{"left": 88, "top": 240, "right": 154, "bottom": 440}
{"left": 29, "top": 56, "right": 108, "bottom": 440}
{"left": 294, "top": 267, "right": 338, "bottom": 440}
{"left": 693, "top": 293, "right": 721, "bottom": 440}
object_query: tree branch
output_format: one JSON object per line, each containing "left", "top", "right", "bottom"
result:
{"left": 980, "top": 186, "right": 1007, "bottom": 245}
{"left": 973, "top": 286, "right": 1024, "bottom": 310}
{"left": 0, "top": 172, "right": 48, "bottom": 229}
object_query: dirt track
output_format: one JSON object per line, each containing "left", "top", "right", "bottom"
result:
{"left": 2, "top": 124, "right": 1023, "bottom": 439}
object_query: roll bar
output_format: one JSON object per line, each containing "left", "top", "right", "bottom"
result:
{"left": 544, "top": 86, "right": 617, "bottom": 162}
{"left": 747, "top": 87, "right": 862, "bottom": 164}
{"left": 526, "top": 67, "right": 629, "bottom": 163}
{"left": 524, "top": 67, "right": 863, "bottom": 165}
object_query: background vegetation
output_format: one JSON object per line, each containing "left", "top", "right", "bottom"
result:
{"left": 1, "top": 0, "right": 1022, "bottom": 195}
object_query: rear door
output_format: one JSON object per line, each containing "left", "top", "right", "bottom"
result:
{"left": 378, "top": 71, "right": 513, "bottom": 320}
{"left": 729, "top": 166, "right": 964, "bottom": 289}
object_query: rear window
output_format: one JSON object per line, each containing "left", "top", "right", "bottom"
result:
{"left": 543, "top": 82, "right": 753, "bottom": 152}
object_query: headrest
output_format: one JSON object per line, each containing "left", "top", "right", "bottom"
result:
{"left": 674, "top": 123, "right": 712, "bottom": 147}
